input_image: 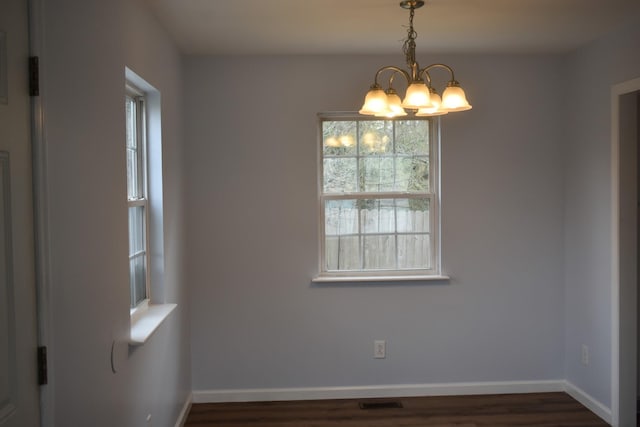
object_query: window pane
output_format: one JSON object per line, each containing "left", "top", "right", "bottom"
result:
{"left": 125, "top": 97, "right": 136, "bottom": 149}
{"left": 323, "top": 158, "right": 357, "bottom": 193}
{"left": 359, "top": 199, "right": 395, "bottom": 234}
{"left": 127, "top": 148, "right": 138, "bottom": 199}
{"left": 326, "top": 235, "right": 360, "bottom": 271}
{"left": 325, "top": 199, "right": 358, "bottom": 236}
{"left": 397, "top": 234, "right": 431, "bottom": 269}
{"left": 323, "top": 121, "right": 356, "bottom": 156}
{"left": 363, "top": 235, "right": 396, "bottom": 270}
{"left": 130, "top": 255, "right": 147, "bottom": 307}
{"left": 359, "top": 120, "right": 392, "bottom": 155}
{"left": 126, "top": 95, "right": 142, "bottom": 200}
{"left": 395, "top": 120, "right": 428, "bottom": 155}
{"left": 395, "top": 156, "right": 429, "bottom": 192}
{"left": 396, "top": 198, "right": 430, "bottom": 233}
{"left": 359, "top": 157, "right": 394, "bottom": 192}
{"left": 128, "top": 206, "right": 146, "bottom": 256}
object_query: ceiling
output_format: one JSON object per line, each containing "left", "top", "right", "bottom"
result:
{"left": 142, "top": 0, "right": 640, "bottom": 55}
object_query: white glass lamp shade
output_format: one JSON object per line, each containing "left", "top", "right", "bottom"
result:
{"left": 416, "top": 90, "right": 447, "bottom": 116}
{"left": 375, "top": 91, "right": 407, "bottom": 118}
{"left": 359, "top": 87, "right": 389, "bottom": 115}
{"left": 401, "top": 82, "right": 431, "bottom": 109}
{"left": 441, "top": 83, "right": 472, "bottom": 112}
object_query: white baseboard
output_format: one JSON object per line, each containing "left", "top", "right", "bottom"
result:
{"left": 563, "top": 380, "right": 612, "bottom": 425}
{"left": 193, "top": 380, "right": 564, "bottom": 404}
{"left": 173, "top": 393, "right": 192, "bottom": 427}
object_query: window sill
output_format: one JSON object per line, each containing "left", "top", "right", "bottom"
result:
{"left": 129, "top": 302, "right": 177, "bottom": 346}
{"left": 311, "top": 274, "right": 450, "bottom": 283}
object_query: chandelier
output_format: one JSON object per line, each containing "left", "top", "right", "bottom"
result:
{"left": 360, "top": 0, "right": 472, "bottom": 118}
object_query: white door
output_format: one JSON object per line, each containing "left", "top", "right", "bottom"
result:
{"left": 0, "top": 0, "right": 41, "bottom": 425}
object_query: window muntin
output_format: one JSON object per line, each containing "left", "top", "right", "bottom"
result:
{"left": 126, "top": 88, "right": 149, "bottom": 307}
{"left": 319, "top": 116, "right": 439, "bottom": 276}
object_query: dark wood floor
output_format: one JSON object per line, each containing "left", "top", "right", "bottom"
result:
{"left": 185, "top": 392, "right": 610, "bottom": 426}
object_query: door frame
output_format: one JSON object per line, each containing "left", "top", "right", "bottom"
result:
{"left": 611, "top": 76, "right": 640, "bottom": 427}
{"left": 28, "top": 0, "right": 53, "bottom": 425}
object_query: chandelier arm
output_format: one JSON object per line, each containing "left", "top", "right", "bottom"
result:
{"left": 387, "top": 72, "right": 398, "bottom": 89}
{"left": 420, "top": 63, "right": 456, "bottom": 83}
{"left": 422, "top": 71, "right": 433, "bottom": 87}
{"left": 374, "top": 66, "right": 411, "bottom": 87}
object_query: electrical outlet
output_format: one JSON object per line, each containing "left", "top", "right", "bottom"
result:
{"left": 374, "top": 340, "right": 386, "bottom": 359}
{"left": 581, "top": 344, "right": 589, "bottom": 365}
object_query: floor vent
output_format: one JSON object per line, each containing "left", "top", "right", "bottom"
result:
{"left": 358, "top": 401, "right": 403, "bottom": 410}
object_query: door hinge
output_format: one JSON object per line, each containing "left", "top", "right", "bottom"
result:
{"left": 29, "top": 56, "right": 39, "bottom": 97}
{"left": 37, "top": 346, "right": 47, "bottom": 385}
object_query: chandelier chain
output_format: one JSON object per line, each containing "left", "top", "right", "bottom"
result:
{"left": 403, "top": 6, "right": 418, "bottom": 72}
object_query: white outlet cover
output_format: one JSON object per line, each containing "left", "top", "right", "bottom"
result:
{"left": 581, "top": 344, "right": 589, "bottom": 365}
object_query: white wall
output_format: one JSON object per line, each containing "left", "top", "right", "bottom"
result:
{"left": 40, "top": 0, "right": 189, "bottom": 425}
{"left": 184, "top": 54, "right": 566, "bottom": 392}
{"left": 563, "top": 15, "right": 640, "bottom": 408}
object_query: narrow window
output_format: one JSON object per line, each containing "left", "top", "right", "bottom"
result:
{"left": 125, "top": 86, "right": 150, "bottom": 307}
{"left": 319, "top": 115, "right": 441, "bottom": 277}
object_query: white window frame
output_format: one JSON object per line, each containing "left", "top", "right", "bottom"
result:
{"left": 315, "top": 113, "right": 445, "bottom": 282}
{"left": 126, "top": 84, "right": 151, "bottom": 308}
{"left": 124, "top": 68, "right": 176, "bottom": 346}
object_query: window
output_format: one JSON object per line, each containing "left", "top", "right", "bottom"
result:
{"left": 318, "top": 114, "right": 441, "bottom": 279}
{"left": 126, "top": 85, "right": 149, "bottom": 307}
{"left": 125, "top": 68, "right": 176, "bottom": 345}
